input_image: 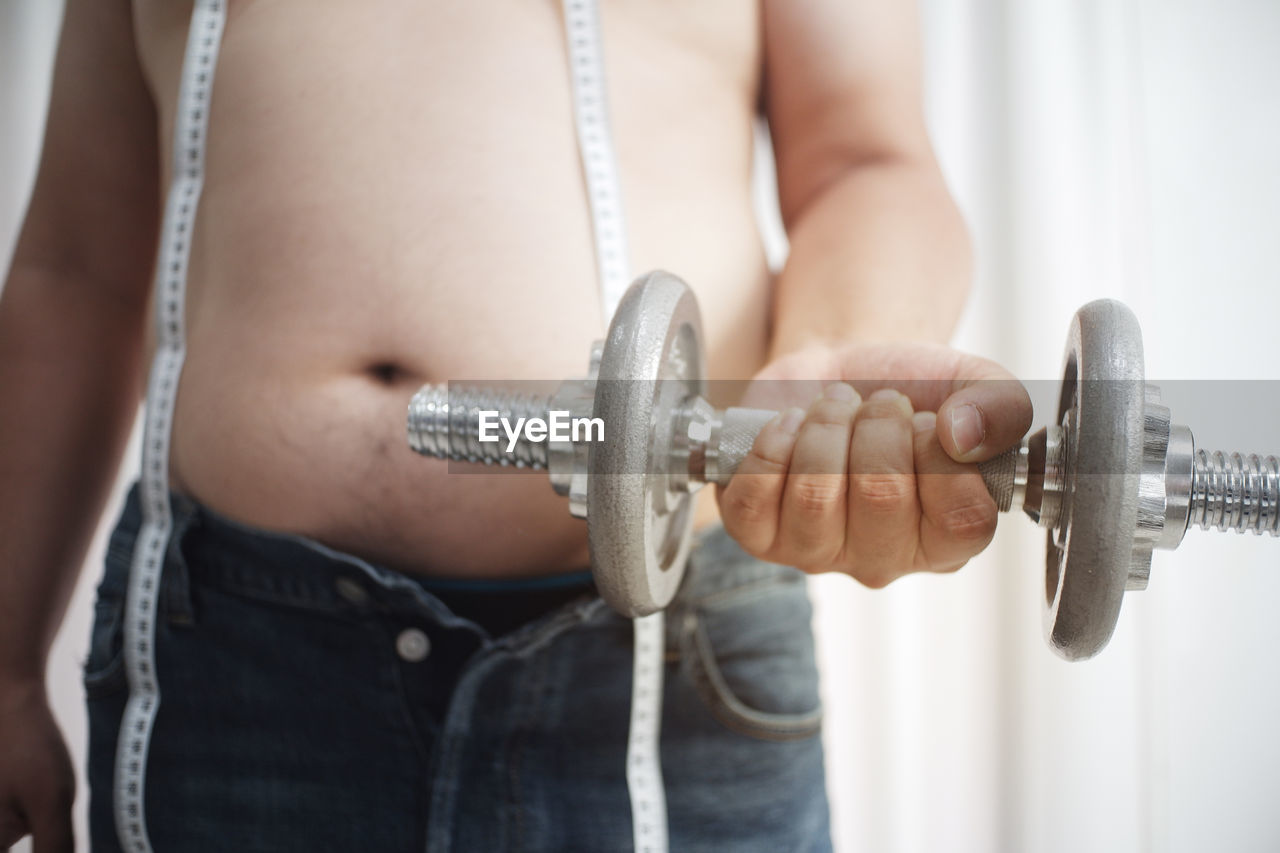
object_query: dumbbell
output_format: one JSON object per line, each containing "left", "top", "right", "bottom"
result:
{"left": 407, "top": 271, "right": 1278, "bottom": 660}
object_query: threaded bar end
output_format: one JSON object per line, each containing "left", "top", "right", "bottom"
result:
{"left": 407, "top": 385, "right": 553, "bottom": 469}
{"left": 1189, "top": 449, "right": 1280, "bottom": 536}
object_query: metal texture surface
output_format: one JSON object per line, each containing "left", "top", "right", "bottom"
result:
{"left": 406, "top": 283, "right": 1280, "bottom": 658}
{"left": 1190, "top": 449, "right": 1280, "bottom": 535}
{"left": 1043, "top": 299, "right": 1146, "bottom": 660}
{"left": 589, "top": 271, "right": 706, "bottom": 616}
{"left": 707, "top": 407, "right": 779, "bottom": 487}
{"left": 980, "top": 447, "right": 1018, "bottom": 512}
{"left": 407, "top": 386, "right": 554, "bottom": 468}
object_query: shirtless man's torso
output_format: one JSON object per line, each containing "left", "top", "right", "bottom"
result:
{"left": 1, "top": 1, "right": 1027, "bottom": 848}
{"left": 140, "top": 0, "right": 770, "bottom": 578}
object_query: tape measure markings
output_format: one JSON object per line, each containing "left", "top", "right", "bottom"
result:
{"left": 116, "top": 3, "right": 665, "bottom": 850}
{"left": 562, "top": 2, "right": 669, "bottom": 850}
{"left": 563, "top": 0, "right": 632, "bottom": 321}
{"left": 626, "top": 611, "right": 670, "bottom": 852}
{"left": 114, "top": 3, "right": 225, "bottom": 851}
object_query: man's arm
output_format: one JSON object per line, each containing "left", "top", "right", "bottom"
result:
{"left": 0, "top": 0, "right": 159, "bottom": 848}
{"left": 716, "top": 1, "right": 1029, "bottom": 587}
{"left": 763, "top": 0, "right": 971, "bottom": 357}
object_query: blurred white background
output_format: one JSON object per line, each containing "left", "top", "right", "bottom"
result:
{"left": 3, "top": 1, "right": 1278, "bottom": 851}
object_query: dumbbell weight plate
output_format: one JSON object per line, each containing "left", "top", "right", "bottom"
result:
{"left": 589, "top": 271, "right": 705, "bottom": 616}
{"left": 587, "top": 276, "right": 1150, "bottom": 646}
{"left": 1046, "top": 299, "right": 1146, "bottom": 660}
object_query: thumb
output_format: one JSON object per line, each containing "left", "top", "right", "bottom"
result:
{"left": 936, "top": 364, "right": 1033, "bottom": 463}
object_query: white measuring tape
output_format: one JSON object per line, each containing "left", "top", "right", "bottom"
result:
{"left": 625, "top": 612, "right": 670, "bottom": 852}
{"left": 114, "top": 2, "right": 225, "bottom": 850}
{"left": 115, "top": 2, "right": 664, "bottom": 849}
{"left": 561, "top": 2, "right": 669, "bottom": 850}
{"left": 562, "top": 0, "right": 633, "bottom": 319}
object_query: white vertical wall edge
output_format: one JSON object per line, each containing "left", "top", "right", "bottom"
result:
{"left": 114, "top": 2, "right": 225, "bottom": 850}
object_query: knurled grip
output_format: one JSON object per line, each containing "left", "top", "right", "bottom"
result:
{"left": 979, "top": 445, "right": 1019, "bottom": 512}
{"left": 710, "top": 407, "right": 780, "bottom": 487}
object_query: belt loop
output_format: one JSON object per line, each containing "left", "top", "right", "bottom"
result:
{"left": 163, "top": 495, "right": 199, "bottom": 626}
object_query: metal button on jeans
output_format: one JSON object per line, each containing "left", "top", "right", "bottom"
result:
{"left": 396, "top": 628, "right": 431, "bottom": 662}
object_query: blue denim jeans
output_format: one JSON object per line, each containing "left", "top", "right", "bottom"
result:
{"left": 85, "top": 486, "right": 831, "bottom": 851}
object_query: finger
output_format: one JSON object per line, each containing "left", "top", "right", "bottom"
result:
{"left": 843, "top": 389, "right": 919, "bottom": 587}
{"left": 935, "top": 361, "right": 1033, "bottom": 464}
{"left": 824, "top": 343, "right": 1031, "bottom": 463}
{"left": 912, "top": 411, "right": 999, "bottom": 572}
{"left": 776, "top": 383, "right": 861, "bottom": 565}
{"left": 825, "top": 342, "right": 1026, "bottom": 413}
{"left": 718, "top": 407, "right": 806, "bottom": 556}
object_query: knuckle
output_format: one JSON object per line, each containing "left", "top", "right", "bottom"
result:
{"left": 721, "top": 486, "right": 775, "bottom": 529}
{"left": 789, "top": 476, "right": 844, "bottom": 515}
{"left": 851, "top": 472, "right": 915, "bottom": 512}
{"left": 806, "top": 399, "right": 856, "bottom": 427}
{"left": 857, "top": 397, "right": 913, "bottom": 423}
{"left": 747, "top": 444, "right": 791, "bottom": 472}
{"left": 936, "top": 499, "right": 998, "bottom": 544}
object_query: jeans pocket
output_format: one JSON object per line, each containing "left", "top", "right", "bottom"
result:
{"left": 680, "top": 573, "right": 823, "bottom": 741}
{"left": 83, "top": 594, "right": 127, "bottom": 700}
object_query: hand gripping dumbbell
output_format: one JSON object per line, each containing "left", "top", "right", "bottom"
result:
{"left": 407, "top": 271, "right": 1278, "bottom": 660}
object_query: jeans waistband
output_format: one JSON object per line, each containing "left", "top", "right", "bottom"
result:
{"left": 101, "top": 483, "right": 802, "bottom": 642}
{"left": 101, "top": 484, "right": 608, "bottom": 642}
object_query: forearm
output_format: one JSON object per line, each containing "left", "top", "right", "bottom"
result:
{"left": 768, "top": 156, "right": 972, "bottom": 361}
{"left": 0, "top": 265, "right": 146, "bottom": 682}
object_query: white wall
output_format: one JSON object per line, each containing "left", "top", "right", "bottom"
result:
{"left": 3, "top": 2, "right": 1278, "bottom": 851}
{"left": 812, "top": 1, "right": 1280, "bottom": 851}
{"left": 1134, "top": 3, "right": 1280, "bottom": 851}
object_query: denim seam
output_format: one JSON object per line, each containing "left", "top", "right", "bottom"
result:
{"left": 83, "top": 651, "right": 128, "bottom": 700}
{"left": 426, "top": 649, "right": 510, "bottom": 853}
{"left": 505, "top": 646, "right": 552, "bottom": 853}
{"left": 681, "top": 614, "right": 824, "bottom": 742}
{"left": 497, "top": 596, "right": 609, "bottom": 658}
{"left": 381, "top": 622, "right": 434, "bottom": 767}
{"left": 188, "top": 508, "right": 486, "bottom": 634}
{"left": 251, "top": 534, "right": 485, "bottom": 633}
{"left": 192, "top": 580, "right": 390, "bottom": 629}
{"left": 83, "top": 599, "right": 127, "bottom": 699}
{"left": 105, "top": 542, "right": 137, "bottom": 579}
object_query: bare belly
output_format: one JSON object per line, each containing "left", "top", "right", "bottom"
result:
{"left": 137, "top": 0, "right": 770, "bottom": 577}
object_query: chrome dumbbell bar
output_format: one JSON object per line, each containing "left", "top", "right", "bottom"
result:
{"left": 407, "top": 272, "right": 1278, "bottom": 660}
